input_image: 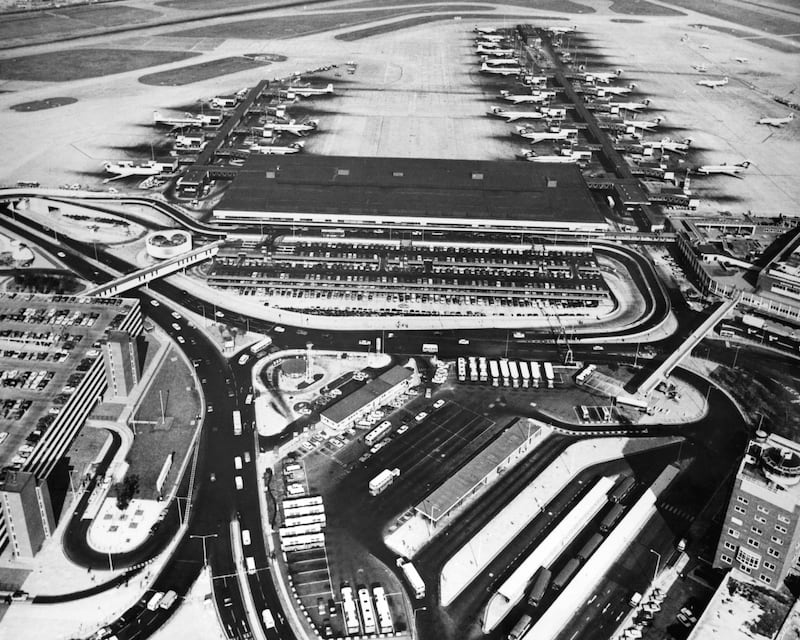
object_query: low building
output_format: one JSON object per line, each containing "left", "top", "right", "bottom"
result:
{"left": 319, "top": 366, "right": 413, "bottom": 430}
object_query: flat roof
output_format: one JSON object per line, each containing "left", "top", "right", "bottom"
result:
{"left": 0, "top": 293, "right": 137, "bottom": 470}
{"left": 216, "top": 155, "right": 605, "bottom": 225}
{"left": 416, "top": 420, "right": 540, "bottom": 522}
{"left": 321, "top": 365, "right": 412, "bottom": 425}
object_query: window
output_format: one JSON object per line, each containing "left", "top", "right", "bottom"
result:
{"left": 740, "top": 565, "right": 752, "bottom": 574}
{"left": 747, "top": 538, "right": 760, "bottom": 548}
{"left": 724, "top": 541, "right": 736, "bottom": 551}
{"left": 776, "top": 525, "right": 788, "bottom": 534}
{"left": 731, "top": 517, "right": 743, "bottom": 526}
{"left": 764, "top": 562, "right": 776, "bottom": 571}
{"left": 771, "top": 536, "right": 784, "bottom": 545}
{"left": 757, "top": 505, "right": 769, "bottom": 514}
{"left": 760, "top": 574, "right": 772, "bottom": 585}
{"left": 752, "top": 527, "right": 763, "bottom": 535}
{"left": 735, "top": 506, "right": 746, "bottom": 515}
{"left": 768, "top": 547, "right": 781, "bottom": 558}
{"left": 737, "top": 496, "right": 749, "bottom": 505}
{"left": 755, "top": 516, "right": 767, "bottom": 524}
{"left": 778, "top": 514, "right": 790, "bottom": 524}
{"left": 720, "top": 554, "right": 732, "bottom": 564}
{"left": 728, "top": 528, "right": 741, "bottom": 539}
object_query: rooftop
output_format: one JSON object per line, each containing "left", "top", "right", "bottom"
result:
{"left": 215, "top": 155, "right": 605, "bottom": 226}
{"left": 320, "top": 365, "right": 412, "bottom": 425}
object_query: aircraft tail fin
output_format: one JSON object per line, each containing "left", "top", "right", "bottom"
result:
{"left": 738, "top": 161, "right": 751, "bottom": 168}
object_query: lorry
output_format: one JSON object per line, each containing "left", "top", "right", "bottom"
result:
{"left": 499, "top": 359, "right": 511, "bottom": 386}
{"left": 369, "top": 468, "right": 400, "bottom": 496}
{"left": 531, "top": 361, "right": 541, "bottom": 388}
{"left": 146, "top": 592, "right": 165, "bottom": 611}
{"left": 508, "top": 361, "right": 520, "bottom": 388}
{"left": 159, "top": 590, "right": 178, "bottom": 609}
{"left": 543, "top": 362, "right": 555, "bottom": 388}
{"left": 397, "top": 558, "right": 425, "bottom": 598}
{"left": 489, "top": 360, "right": 500, "bottom": 386}
{"left": 422, "top": 343, "right": 439, "bottom": 354}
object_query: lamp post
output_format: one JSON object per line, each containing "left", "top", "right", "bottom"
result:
{"left": 648, "top": 548, "right": 661, "bottom": 583}
{"left": 412, "top": 606, "right": 428, "bottom": 631}
{"left": 190, "top": 533, "right": 218, "bottom": 567}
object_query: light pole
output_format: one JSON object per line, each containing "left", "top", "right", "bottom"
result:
{"left": 413, "top": 606, "right": 428, "bottom": 629}
{"left": 732, "top": 344, "right": 741, "bottom": 368}
{"left": 190, "top": 533, "right": 218, "bottom": 567}
{"left": 648, "top": 548, "right": 661, "bottom": 583}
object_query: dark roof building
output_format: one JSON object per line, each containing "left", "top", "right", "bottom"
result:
{"left": 215, "top": 155, "right": 607, "bottom": 232}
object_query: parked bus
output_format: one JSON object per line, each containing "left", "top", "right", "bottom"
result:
{"left": 552, "top": 558, "right": 581, "bottom": 591}
{"left": 599, "top": 503, "right": 626, "bottom": 533}
{"left": 250, "top": 336, "right": 273, "bottom": 355}
{"left": 608, "top": 476, "right": 636, "bottom": 504}
{"left": 576, "top": 533, "right": 604, "bottom": 561}
{"left": 508, "top": 614, "right": 533, "bottom": 640}
{"left": 527, "top": 567, "right": 552, "bottom": 607}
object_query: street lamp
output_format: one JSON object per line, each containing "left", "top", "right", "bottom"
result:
{"left": 190, "top": 533, "right": 218, "bottom": 567}
{"left": 648, "top": 548, "right": 661, "bottom": 583}
{"left": 412, "top": 606, "right": 428, "bottom": 629}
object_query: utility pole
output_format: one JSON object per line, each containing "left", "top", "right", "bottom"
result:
{"left": 190, "top": 533, "right": 218, "bottom": 567}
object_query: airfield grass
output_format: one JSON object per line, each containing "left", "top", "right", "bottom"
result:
{"left": 692, "top": 23, "right": 800, "bottom": 53}
{"left": 666, "top": 0, "right": 800, "bottom": 37}
{"left": 344, "top": 0, "right": 594, "bottom": 12}
{"left": 0, "top": 4, "right": 161, "bottom": 44}
{"left": 10, "top": 97, "right": 77, "bottom": 112}
{"left": 0, "top": 48, "right": 199, "bottom": 82}
{"left": 155, "top": 0, "right": 291, "bottom": 8}
{"left": 139, "top": 56, "right": 271, "bottom": 86}
{"left": 336, "top": 14, "right": 541, "bottom": 41}
{"left": 609, "top": 0, "right": 684, "bottom": 16}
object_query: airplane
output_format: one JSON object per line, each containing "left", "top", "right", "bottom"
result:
{"left": 475, "top": 26, "right": 498, "bottom": 34}
{"left": 700, "top": 43, "right": 711, "bottom": 49}
{"left": 488, "top": 107, "right": 544, "bottom": 122}
{"left": 262, "top": 119, "right": 319, "bottom": 136}
{"left": 518, "top": 149, "right": 579, "bottom": 163}
{"left": 282, "top": 83, "right": 334, "bottom": 99}
{"left": 575, "top": 69, "right": 623, "bottom": 84}
{"left": 623, "top": 116, "right": 663, "bottom": 131}
{"left": 582, "top": 83, "right": 637, "bottom": 96}
{"left": 692, "top": 64, "right": 708, "bottom": 73}
{"left": 694, "top": 160, "right": 750, "bottom": 178}
{"left": 248, "top": 140, "right": 305, "bottom": 155}
{"left": 640, "top": 137, "right": 693, "bottom": 154}
{"left": 515, "top": 125, "right": 579, "bottom": 144}
{"left": 697, "top": 76, "right": 728, "bottom": 88}
{"left": 757, "top": 113, "right": 794, "bottom": 127}
{"left": 475, "top": 33, "right": 505, "bottom": 42}
{"left": 152, "top": 110, "right": 222, "bottom": 127}
{"left": 210, "top": 95, "right": 238, "bottom": 109}
{"left": 476, "top": 46, "right": 514, "bottom": 56}
{"left": 500, "top": 89, "right": 556, "bottom": 104}
{"left": 547, "top": 25, "right": 577, "bottom": 35}
{"left": 481, "top": 57, "right": 520, "bottom": 66}
{"left": 480, "top": 63, "right": 521, "bottom": 76}
{"left": 610, "top": 99, "right": 651, "bottom": 112}
{"left": 101, "top": 160, "right": 174, "bottom": 182}
{"left": 734, "top": 57, "right": 748, "bottom": 63}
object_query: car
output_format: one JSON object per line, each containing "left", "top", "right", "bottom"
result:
{"left": 171, "top": 312, "right": 182, "bottom": 320}
{"left": 207, "top": 405, "right": 214, "bottom": 413}
{"left": 433, "top": 399, "right": 445, "bottom": 409}
{"left": 171, "top": 323, "right": 181, "bottom": 331}
{"left": 149, "top": 300, "right": 159, "bottom": 307}
{"left": 592, "top": 345, "right": 604, "bottom": 351}
{"left": 234, "top": 456, "right": 242, "bottom": 470}
{"left": 244, "top": 451, "right": 251, "bottom": 463}
{"left": 458, "top": 338, "right": 470, "bottom": 345}
{"left": 415, "top": 411, "right": 428, "bottom": 422}
{"left": 679, "top": 607, "right": 696, "bottom": 618}
{"left": 317, "top": 598, "right": 326, "bottom": 616}
{"left": 677, "top": 612, "right": 695, "bottom": 627}
{"left": 238, "top": 354, "right": 250, "bottom": 366}
{"left": 56, "top": 251, "right": 66, "bottom": 258}
{"left": 302, "top": 442, "right": 314, "bottom": 452}
{"left": 273, "top": 326, "right": 285, "bottom": 333}
{"left": 397, "top": 424, "right": 409, "bottom": 435}
{"left": 235, "top": 476, "right": 243, "bottom": 490}
{"left": 323, "top": 623, "right": 333, "bottom": 638}
{"left": 242, "top": 530, "right": 251, "bottom": 546}
{"left": 176, "top": 336, "right": 185, "bottom": 344}
{"left": 358, "top": 339, "right": 370, "bottom": 346}
{"left": 209, "top": 473, "right": 216, "bottom": 482}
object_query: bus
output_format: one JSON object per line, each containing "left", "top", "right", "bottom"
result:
{"left": 233, "top": 410, "right": 242, "bottom": 436}
{"left": 576, "top": 533, "right": 604, "bottom": 561}
{"left": 600, "top": 503, "right": 626, "bottom": 533}
{"left": 719, "top": 323, "right": 736, "bottom": 338}
{"left": 552, "top": 558, "right": 581, "bottom": 591}
{"left": 527, "top": 567, "right": 552, "bottom": 607}
{"left": 422, "top": 343, "right": 439, "bottom": 354}
{"left": 608, "top": 476, "right": 636, "bottom": 503}
{"left": 250, "top": 336, "right": 273, "bottom": 356}
{"left": 508, "top": 614, "right": 533, "bottom": 640}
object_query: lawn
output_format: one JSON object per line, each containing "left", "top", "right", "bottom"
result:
{"left": 670, "top": 0, "right": 800, "bottom": 37}
{"left": 127, "top": 348, "right": 201, "bottom": 498}
{"left": 337, "top": 13, "right": 527, "bottom": 42}
{"left": 155, "top": 0, "right": 289, "bottom": 8}
{"left": 609, "top": 0, "right": 684, "bottom": 16}
{"left": 139, "top": 56, "right": 271, "bottom": 86}
{"left": 9, "top": 97, "right": 77, "bottom": 112}
{"left": 0, "top": 48, "right": 199, "bottom": 82}
{"left": 692, "top": 24, "right": 800, "bottom": 53}
{"left": 342, "top": 0, "right": 594, "bottom": 12}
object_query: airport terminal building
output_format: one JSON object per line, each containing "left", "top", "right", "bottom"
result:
{"left": 0, "top": 293, "right": 142, "bottom": 559}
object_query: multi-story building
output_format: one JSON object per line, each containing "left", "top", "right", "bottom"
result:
{"left": 0, "top": 293, "right": 142, "bottom": 558}
{"left": 713, "top": 432, "right": 800, "bottom": 589}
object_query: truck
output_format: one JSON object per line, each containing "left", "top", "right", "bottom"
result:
{"left": 373, "top": 586, "right": 394, "bottom": 634}
{"left": 499, "top": 359, "right": 511, "bottom": 386}
{"left": 262, "top": 609, "right": 276, "bottom": 629}
{"left": 576, "top": 533, "right": 604, "bottom": 561}
{"left": 341, "top": 585, "right": 361, "bottom": 635}
{"left": 245, "top": 556, "right": 256, "bottom": 575}
{"left": 397, "top": 558, "right": 425, "bottom": 598}
{"left": 508, "top": 361, "right": 520, "bottom": 388}
{"left": 742, "top": 314, "right": 765, "bottom": 330}
{"left": 543, "top": 362, "right": 555, "bottom": 388}
{"left": 478, "top": 357, "right": 488, "bottom": 382}
{"left": 599, "top": 503, "right": 626, "bottom": 532}
{"left": 519, "top": 361, "right": 531, "bottom": 387}
{"left": 531, "top": 361, "right": 541, "bottom": 388}
{"left": 357, "top": 587, "right": 377, "bottom": 634}
{"left": 608, "top": 476, "right": 636, "bottom": 503}
{"left": 508, "top": 614, "right": 533, "bottom": 640}
{"left": 616, "top": 395, "right": 649, "bottom": 412}
{"left": 233, "top": 410, "right": 242, "bottom": 436}
{"left": 552, "top": 558, "right": 581, "bottom": 591}
{"left": 365, "top": 421, "right": 393, "bottom": 446}
{"left": 146, "top": 592, "right": 165, "bottom": 611}
{"left": 422, "top": 343, "right": 439, "bottom": 354}
{"left": 526, "top": 567, "right": 552, "bottom": 607}
{"left": 468, "top": 357, "right": 479, "bottom": 381}
{"left": 159, "top": 590, "right": 178, "bottom": 609}
{"left": 489, "top": 360, "right": 500, "bottom": 386}
{"left": 369, "top": 468, "right": 400, "bottom": 496}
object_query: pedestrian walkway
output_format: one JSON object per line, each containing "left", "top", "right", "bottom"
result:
{"left": 87, "top": 499, "right": 164, "bottom": 554}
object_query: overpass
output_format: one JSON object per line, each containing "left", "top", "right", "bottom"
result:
{"left": 636, "top": 295, "right": 740, "bottom": 397}
{"left": 84, "top": 240, "right": 224, "bottom": 297}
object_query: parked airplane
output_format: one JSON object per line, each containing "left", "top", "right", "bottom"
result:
{"left": 263, "top": 119, "right": 319, "bottom": 136}
{"left": 101, "top": 160, "right": 174, "bottom": 182}
{"left": 624, "top": 116, "right": 663, "bottom": 131}
{"left": 547, "top": 25, "right": 577, "bottom": 34}
{"left": 475, "top": 26, "right": 498, "bottom": 34}
{"left": 641, "top": 137, "right": 693, "bottom": 154}
{"left": 481, "top": 57, "right": 520, "bottom": 66}
{"left": 248, "top": 140, "right": 305, "bottom": 155}
{"left": 600, "top": 83, "right": 637, "bottom": 96}
{"left": 757, "top": 113, "right": 794, "bottom": 127}
{"left": 576, "top": 69, "right": 623, "bottom": 84}
{"left": 500, "top": 89, "right": 556, "bottom": 104}
{"left": 475, "top": 33, "right": 505, "bottom": 42}
{"left": 516, "top": 125, "right": 579, "bottom": 144}
{"left": 153, "top": 110, "right": 222, "bottom": 127}
{"left": 477, "top": 46, "right": 514, "bottom": 56}
{"left": 734, "top": 57, "right": 748, "bottom": 63}
{"left": 610, "top": 99, "right": 651, "bottom": 112}
{"left": 692, "top": 64, "right": 708, "bottom": 73}
{"left": 282, "top": 83, "right": 334, "bottom": 99}
{"left": 480, "top": 63, "right": 520, "bottom": 76}
{"left": 488, "top": 107, "right": 544, "bottom": 122}
{"left": 697, "top": 76, "right": 728, "bottom": 88}
{"left": 518, "top": 149, "right": 579, "bottom": 163}
{"left": 695, "top": 160, "right": 750, "bottom": 177}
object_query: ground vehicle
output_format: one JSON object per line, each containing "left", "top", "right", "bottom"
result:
{"left": 629, "top": 591, "right": 643, "bottom": 607}
{"left": 238, "top": 354, "right": 250, "bottom": 365}
{"left": 677, "top": 538, "right": 687, "bottom": 552}
{"left": 577, "top": 533, "right": 604, "bottom": 561}
{"left": 171, "top": 312, "right": 181, "bottom": 320}
{"left": 365, "top": 421, "right": 393, "bottom": 446}
{"left": 244, "top": 451, "right": 251, "bottom": 463}
{"left": 235, "top": 476, "right": 243, "bottom": 490}
{"left": 616, "top": 395, "right": 649, "bottom": 412}
{"left": 318, "top": 597, "right": 327, "bottom": 616}
{"left": 433, "top": 399, "right": 445, "bottom": 409}
{"left": 397, "top": 424, "right": 409, "bottom": 435}
{"left": 250, "top": 336, "right": 273, "bottom": 355}
{"left": 146, "top": 592, "right": 165, "bottom": 611}
{"left": 527, "top": 567, "right": 552, "bottom": 607}
{"left": 458, "top": 338, "right": 470, "bottom": 345}
{"left": 245, "top": 393, "right": 253, "bottom": 404}
{"left": 273, "top": 326, "right": 285, "bottom": 333}
{"left": 415, "top": 411, "right": 428, "bottom": 422}
{"left": 357, "top": 587, "right": 377, "bottom": 634}
{"left": 592, "top": 345, "right": 604, "bottom": 351}
{"left": 171, "top": 322, "right": 181, "bottom": 331}
{"left": 233, "top": 410, "right": 242, "bottom": 436}
{"left": 341, "top": 586, "right": 361, "bottom": 634}
{"left": 262, "top": 609, "right": 276, "bottom": 629}
{"left": 609, "top": 476, "right": 636, "bottom": 503}
{"left": 159, "top": 590, "right": 178, "bottom": 609}
{"left": 600, "top": 503, "right": 626, "bottom": 532}
{"left": 508, "top": 614, "right": 533, "bottom": 640}
{"left": 543, "top": 361, "right": 555, "bottom": 388}
{"left": 552, "top": 559, "right": 581, "bottom": 591}
{"left": 422, "top": 343, "right": 439, "bottom": 354}
{"left": 245, "top": 556, "right": 256, "bottom": 574}
{"left": 397, "top": 558, "right": 425, "bottom": 598}
{"left": 242, "top": 529, "right": 251, "bottom": 546}
{"left": 358, "top": 339, "right": 371, "bottom": 346}
{"left": 369, "top": 468, "right": 400, "bottom": 496}
{"left": 234, "top": 456, "right": 242, "bottom": 470}
{"left": 373, "top": 586, "right": 394, "bottom": 633}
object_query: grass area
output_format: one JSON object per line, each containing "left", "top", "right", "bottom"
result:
{"left": 336, "top": 13, "right": 532, "bottom": 41}
{"left": 155, "top": 0, "right": 290, "bottom": 8}
{"left": 343, "top": 0, "right": 593, "bottom": 12}
{"left": 609, "top": 0, "right": 684, "bottom": 16}
{"left": 671, "top": 0, "right": 800, "bottom": 36}
{"left": 139, "top": 56, "right": 271, "bottom": 86}
{"left": 0, "top": 48, "right": 199, "bottom": 82}
{"left": 10, "top": 97, "right": 78, "bottom": 112}
{"left": 0, "top": 4, "right": 161, "bottom": 43}
{"left": 169, "top": 7, "right": 471, "bottom": 39}
{"left": 127, "top": 348, "right": 200, "bottom": 498}
{"left": 692, "top": 23, "right": 800, "bottom": 52}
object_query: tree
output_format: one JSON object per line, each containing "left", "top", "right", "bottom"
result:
{"left": 115, "top": 474, "right": 140, "bottom": 510}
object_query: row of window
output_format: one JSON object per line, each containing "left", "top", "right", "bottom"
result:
{"left": 718, "top": 555, "right": 774, "bottom": 586}
{"left": 723, "top": 539, "right": 784, "bottom": 561}
{"left": 734, "top": 495, "right": 792, "bottom": 525}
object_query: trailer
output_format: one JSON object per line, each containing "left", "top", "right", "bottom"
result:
{"left": 478, "top": 357, "right": 488, "bottom": 381}
{"left": 531, "top": 361, "right": 541, "bottom": 387}
{"left": 422, "top": 343, "right": 439, "bottom": 354}
{"left": 508, "top": 614, "right": 533, "bottom": 640}
{"left": 373, "top": 586, "right": 394, "bottom": 634}
{"left": 281, "top": 531, "right": 325, "bottom": 552}
{"left": 469, "top": 357, "right": 479, "bottom": 381}
{"left": 369, "top": 468, "right": 400, "bottom": 496}
{"left": 519, "top": 361, "right": 531, "bottom": 387}
{"left": 397, "top": 558, "right": 426, "bottom": 598}
{"left": 489, "top": 360, "right": 500, "bottom": 386}
{"left": 599, "top": 503, "right": 626, "bottom": 532}
{"left": 499, "top": 359, "right": 511, "bottom": 386}
{"left": 543, "top": 362, "right": 555, "bottom": 388}
{"left": 616, "top": 395, "right": 649, "bottom": 412}
{"left": 526, "top": 567, "right": 552, "bottom": 607}
{"left": 357, "top": 587, "right": 377, "bottom": 634}
{"left": 282, "top": 495, "right": 323, "bottom": 509}
{"left": 233, "top": 410, "right": 242, "bottom": 436}
{"left": 341, "top": 586, "right": 361, "bottom": 635}
{"left": 457, "top": 357, "right": 467, "bottom": 382}
{"left": 552, "top": 558, "right": 581, "bottom": 591}
{"left": 608, "top": 476, "right": 636, "bottom": 504}
{"left": 365, "top": 421, "right": 393, "bottom": 446}
{"left": 508, "top": 361, "right": 520, "bottom": 388}
{"left": 284, "top": 512, "right": 327, "bottom": 528}
{"left": 576, "top": 533, "right": 604, "bottom": 561}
